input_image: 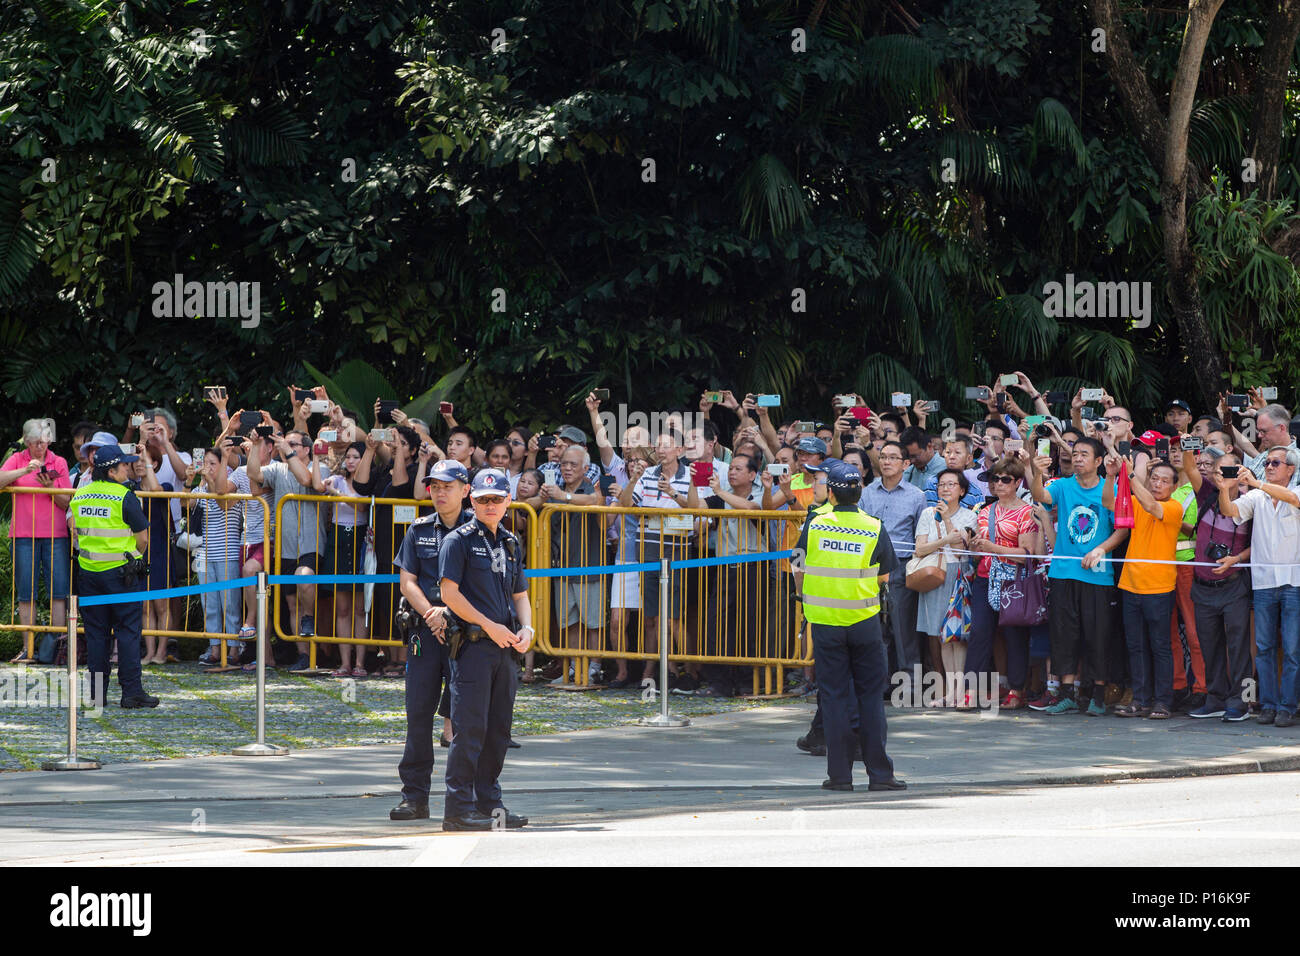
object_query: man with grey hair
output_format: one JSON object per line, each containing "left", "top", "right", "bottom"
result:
{"left": 543, "top": 444, "right": 605, "bottom": 683}
{"left": 1217, "top": 444, "right": 1300, "bottom": 726}
{"left": 1232, "top": 403, "right": 1295, "bottom": 480}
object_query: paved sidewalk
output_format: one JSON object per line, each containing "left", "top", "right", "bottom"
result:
{"left": 4, "top": 703, "right": 1300, "bottom": 807}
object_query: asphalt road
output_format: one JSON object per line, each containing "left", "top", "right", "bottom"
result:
{"left": 6, "top": 768, "right": 1300, "bottom": 867}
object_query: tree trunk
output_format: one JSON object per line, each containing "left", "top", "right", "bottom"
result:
{"left": 1091, "top": 0, "right": 1227, "bottom": 410}
{"left": 1249, "top": 0, "right": 1300, "bottom": 201}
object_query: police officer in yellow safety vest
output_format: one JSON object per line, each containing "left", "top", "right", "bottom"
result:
{"left": 794, "top": 459, "right": 905, "bottom": 792}
{"left": 71, "top": 444, "right": 157, "bottom": 709}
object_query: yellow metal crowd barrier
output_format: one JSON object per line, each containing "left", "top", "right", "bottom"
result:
{"left": 535, "top": 503, "right": 813, "bottom": 695}
{"left": 272, "top": 493, "right": 538, "bottom": 671}
{"left": 5, "top": 486, "right": 807, "bottom": 691}
{"left": 2, "top": 486, "right": 270, "bottom": 668}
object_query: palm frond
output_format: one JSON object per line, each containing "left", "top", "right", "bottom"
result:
{"left": 403, "top": 361, "right": 472, "bottom": 424}
{"left": 1032, "top": 97, "right": 1089, "bottom": 170}
{"left": 736, "top": 153, "right": 809, "bottom": 239}
{"left": 860, "top": 34, "right": 942, "bottom": 109}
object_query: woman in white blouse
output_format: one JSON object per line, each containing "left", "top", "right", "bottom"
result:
{"left": 913, "top": 468, "right": 979, "bottom": 706}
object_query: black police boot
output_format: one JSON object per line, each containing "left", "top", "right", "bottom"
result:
{"left": 868, "top": 778, "right": 908, "bottom": 792}
{"left": 389, "top": 799, "right": 430, "bottom": 821}
{"left": 821, "top": 779, "right": 853, "bottom": 791}
{"left": 796, "top": 733, "right": 826, "bottom": 756}
{"left": 442, "top": 810, "right": 496, "bottom": 831}
{"left": 121, "top": 693, "right": 160, "bottom": 709}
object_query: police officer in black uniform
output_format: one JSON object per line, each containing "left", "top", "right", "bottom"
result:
{"left": 389, "top": 460, "right": 472, "bottom": 820}
{"left": 438, "top": 468, "right": 532, "bottom": 831}
{"left": 71, "top": 444, "right": 158, "bottom": 710}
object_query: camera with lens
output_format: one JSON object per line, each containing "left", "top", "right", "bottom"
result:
{"left": 1206, "top": 542, "right": 1231, "bottom": 562}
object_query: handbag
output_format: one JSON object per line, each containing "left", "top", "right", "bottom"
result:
{"left": 1114, "top": 460, "right": 1135, "bottom": 529}
{"left": 905, "top": 511, "right": 949, "bottom": 592}
{"left": 984, "top": 503, "right": 1048, "bottom": 627}
{"left": 941, "top": 559, "right": 974, "bottom": 644}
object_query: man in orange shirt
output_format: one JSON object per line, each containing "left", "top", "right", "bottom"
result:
{"left": 1103, "top": 454, "right": 1185, "bottom": 719}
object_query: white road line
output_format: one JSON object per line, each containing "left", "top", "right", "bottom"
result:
{"left": 409, "top": 834, "right": 480, "bottom": 866}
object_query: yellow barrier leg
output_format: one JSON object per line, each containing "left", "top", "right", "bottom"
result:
{"left": 776, "top": 663, "right": 785, "bottom": 696}
{"left": 752, "top": 666, "right": 760, "bottom": 697}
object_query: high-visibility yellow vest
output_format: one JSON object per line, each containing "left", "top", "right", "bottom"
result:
{"left": 1173, "top": 482, "right": 1197, "bottom": 562}
{"left": 799, "top": 506, "right": 884, "bottom": 626}
{"left": 71, "top": 481, "right": 142, "bottom": 572}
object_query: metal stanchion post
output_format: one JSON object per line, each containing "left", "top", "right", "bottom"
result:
{"left": 43, "top": 596, "right": 99, "bottom": 771}
{"left": 639, "top": 556, "right": 688, "bottom": 727}
{"left": 234, "top": 572, "right": 288, "bottom": 756}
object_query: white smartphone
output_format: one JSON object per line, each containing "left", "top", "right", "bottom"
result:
{"left": 1081, "top": 388, "right": 1104, "bottom": 401}
{"left": 834, "top": 394, "right": 858, "bottom": 408}
{"left": 767, "top": 463, "right": 789, "bottom": 477}
{"left": 1005, "top": 439, "right": 1023, "bottom": 452}
{"left": 307, "top": 399, "right": 330, "bottom": 414}
{"left": 319, "top": 429, "right": 338, "bottom": 442}
{"left": 892, "top": 393, "right": 912, "bottom": 407}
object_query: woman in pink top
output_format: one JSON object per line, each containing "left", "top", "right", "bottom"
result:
{"left": 0, "top": 420, "right": 73, "bottom": 662}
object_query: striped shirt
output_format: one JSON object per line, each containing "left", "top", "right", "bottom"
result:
{"left": 199, "top": 470, "right": 243, "bottom": 562}
{"left": 631, "top": 460, "right": 694, "bottom": 542}
{"left": 231, "top": 467, "right": 271, "bottom": 546}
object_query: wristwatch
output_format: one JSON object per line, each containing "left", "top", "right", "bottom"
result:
{"left": 566, "top": 492, "right": 572, "bottom": 502}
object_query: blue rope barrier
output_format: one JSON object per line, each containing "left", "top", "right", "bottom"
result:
{"left": 524, "top": 561, "right": 659, "bottom": 577}
{"left": 77, "top": 575, "right": 260, "bottom": 607}
{"left": 266, "top": 574, "right": 399, "bottom": 586}
{"left": 669, "top": 550, "right": 793, "bottom": 570}
{"left": 72, "top": 551, "right": 803, "bottom": 607}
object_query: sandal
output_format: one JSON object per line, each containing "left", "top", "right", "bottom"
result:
{"left": 331, "top": 667, "right": 350, "bottom": 677}
{"left": 9, "top": 652, "right": 35, "bottom": 664}
{"left": 242, "top": 660, "right": 260, "bottom": 672}
{"left": 198, "top": 651, "right": 220, "bottom": 666}
{"left": 237, "top": 626, "right": 257, "bottom": 641}
{"left": 351, "top": 666, "right": 367, "bottom": 678}
{"left": 1000, "top": 690, "right": 1025, "bottom": 710}
{"left": 382, "top": 664, "right": 404, "bottom": 676}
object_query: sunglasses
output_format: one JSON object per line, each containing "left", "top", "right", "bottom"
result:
{"left": 1103, "top": 415, "right": 1130, "bottom": 423}
{"left": 475, "top": 495, "right": 508, "bottom": 505}
{"left": 989, "top": 474, "right": 1018, "bottom": 485}
{"left": 1265, "top": 459, "right": 1289, "bottom": 468}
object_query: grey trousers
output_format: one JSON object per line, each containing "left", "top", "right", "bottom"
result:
{"left": 883, "top": 569, "right": 921, "bottom": 674}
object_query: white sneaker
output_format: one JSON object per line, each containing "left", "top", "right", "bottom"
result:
{"left": 550, "top": 667, "right": 575, "bottom": 686}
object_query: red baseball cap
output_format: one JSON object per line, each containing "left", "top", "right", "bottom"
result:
{"left": 1132, "top": 429, "right": 1165, "bottom": 447}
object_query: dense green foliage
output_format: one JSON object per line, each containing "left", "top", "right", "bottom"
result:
{"left": 3, "top": 0, "right": 1299, "bottom": 456}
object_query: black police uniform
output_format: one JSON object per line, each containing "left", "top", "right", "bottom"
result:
{"left": 78, "top": 479, "right": 153, "bottom": 708}
{"left": 438, "top": 517, "right": 527, "bottom": 823}
{"left": 391, "top": 506, "right": 472, "bottom": 812}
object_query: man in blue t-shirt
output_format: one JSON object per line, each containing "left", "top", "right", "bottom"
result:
{"left": 1025, "top": 438, "right": 1130, "bottom": 715}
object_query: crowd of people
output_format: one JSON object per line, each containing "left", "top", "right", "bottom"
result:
{"left": 3, "top": 372, "right": 1300, "bottom": 726}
